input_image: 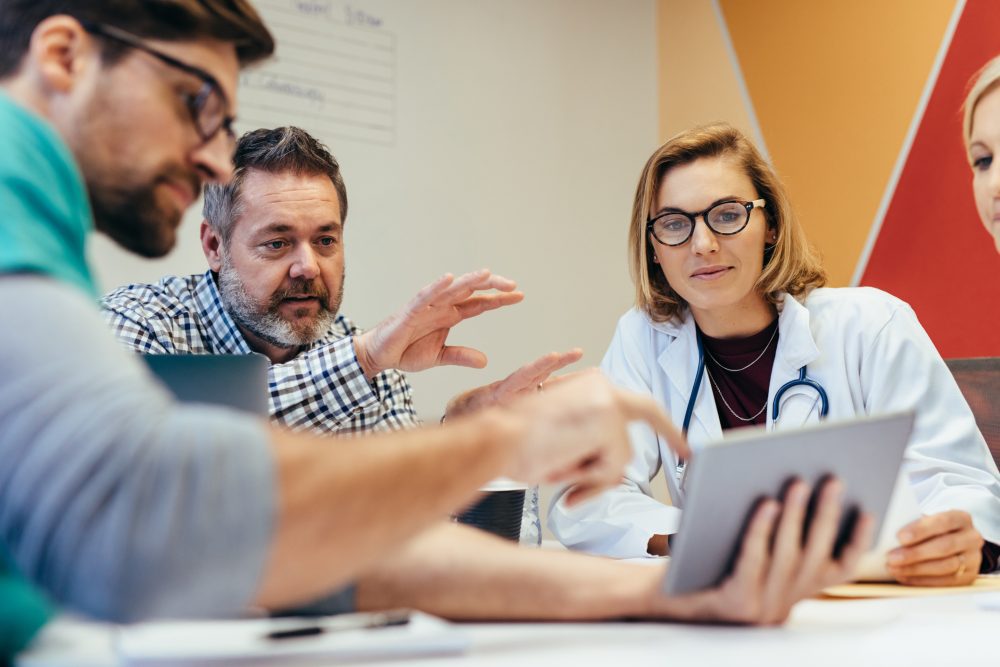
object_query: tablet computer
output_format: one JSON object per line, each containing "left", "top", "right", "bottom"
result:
{"left": 143, "top": 353, "right": 269, "bottom": 416}
{"left": 661, "top": 411, "right": 915, "bottom": 596}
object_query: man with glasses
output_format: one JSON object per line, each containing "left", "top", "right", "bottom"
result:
{"left": 0, "top": 2, "right": 869, "bottom": 653}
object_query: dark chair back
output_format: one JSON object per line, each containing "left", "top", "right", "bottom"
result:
{"left": 946, "top": 357, "right": 1000, "bottom": 469}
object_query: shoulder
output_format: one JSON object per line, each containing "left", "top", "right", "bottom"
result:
{"left": 614, "top": 307, "right": 659, "bottom": 334}
{"left": 801, "top": 286, "right": 913, "bottom": 324}
{"left": 101, "top": 274, "right": 202, "bottom": 323}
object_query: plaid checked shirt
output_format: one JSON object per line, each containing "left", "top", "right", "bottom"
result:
{"left": 101, "top": 270, "right": 420, "bottom": 435}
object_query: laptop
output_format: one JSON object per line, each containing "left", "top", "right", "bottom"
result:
{"left": 662, "top": 411, "right": 915, "bottom": 595}
{"left": 143, "top": 353, "right": 270, "bottom": 416}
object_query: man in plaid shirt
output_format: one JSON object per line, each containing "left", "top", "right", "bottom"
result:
{"left": 101, "top": 126, "right": 579, "bottom": 435}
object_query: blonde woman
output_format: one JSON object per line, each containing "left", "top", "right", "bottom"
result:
{"left": 550, "top": 123, "right": 1000, "bottom": 585}
{"left": 965, "top": 55, "right": 1000, "bottom": 253}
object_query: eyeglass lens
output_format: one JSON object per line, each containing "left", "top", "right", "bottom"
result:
{"left": 650, "top": 201, "right": 751, "bottom": 246}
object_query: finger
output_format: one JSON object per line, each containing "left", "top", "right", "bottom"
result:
{"left": 764, "top": 481, "right": 809, "bottom": 589}
{"left": 406, "top": 273, "right": 456, "bottom": 313}
{"left": 897, "top": 510, "right": 973, "bottom": 547}
{"left": 894, "top": 574, "right": 964, "bottom": 587}
{"left": 498, "top": 350, "right": 585, "bottom": 396}
{"left": 836, "top": 513, "right": 875, "bottom": 579}
{"left": 454, "top": 291, "right": 525, "bottom": 318}
{"left": 560, "top": 461, "right": 621, "bottom": 507}
{"left": 798, "top": 479, "right": 845, "bottom": 576}
{"left": 889, "top": 554, "right": 967, "bottom": 578}
{"left": 534, "top": 348, "right": 585, "bottom": 381}
{"left": 887, "top": 528, "right": 980, "bottom": 567}
{"left": 437, "top": 346, "right": 488, "bottom": 369}
{"left": 729, "top": 499, "right": 781, "bottom": 588}
{"left": 614, "top": 388, "right": 690, "bottom": 460}
{"left": 436, "top": 270, "right": 518, "bottom": 305}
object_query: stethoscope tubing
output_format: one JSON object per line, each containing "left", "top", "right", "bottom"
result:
{"left": 681, "top": 336, "right": 830, "bottom": 435}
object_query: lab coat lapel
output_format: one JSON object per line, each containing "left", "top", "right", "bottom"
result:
{"left": 767, "top": 294, "right": 821, "bottom": 431}
{"left": 655, "top": 315, "right": 722, "bottom": 449}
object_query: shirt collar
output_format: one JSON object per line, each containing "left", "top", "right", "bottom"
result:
{"left": 192, "top": 270, "right": 253, "bottom": 355}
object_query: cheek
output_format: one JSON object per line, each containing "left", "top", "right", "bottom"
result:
{"left": 973, "top": 176, "right": 991, "bottom": 224}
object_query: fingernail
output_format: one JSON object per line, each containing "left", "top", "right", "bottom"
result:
{"left": 899, "top": 530, "right": 913, "bottom": 543}
{"left": 887, "top": 551, "right": 903, "bottom": 564}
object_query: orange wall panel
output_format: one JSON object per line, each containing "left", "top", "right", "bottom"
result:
{"left": 718, "top": 0, "right": 955, "bottom": 286}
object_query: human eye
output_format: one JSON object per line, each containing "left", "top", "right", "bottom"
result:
{"left": 317, "top": 236, "right": 339, "bottom": 247}
{"left": 660, "top": 216, "right": 689, "bottom": 232}
{"left": 260, "top": 239, "right": 288, "bottom": 252}
{"left": 972, "top": 154, "right": 993, "bottom": 171}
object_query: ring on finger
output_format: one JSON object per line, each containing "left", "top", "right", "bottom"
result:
{"left": 537, "top": 382, "right": 544, "bottom": 392}
{"left": 956, "top": 553, "right": 967, "bottom": 578}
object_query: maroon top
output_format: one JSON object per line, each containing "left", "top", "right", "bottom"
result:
{"left": 700, "top": 318, "right": 779, "bottom": 430}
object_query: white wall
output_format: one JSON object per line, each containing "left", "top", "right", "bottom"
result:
{"left": 88, "top": 0, "right": 660, "bottom": 527}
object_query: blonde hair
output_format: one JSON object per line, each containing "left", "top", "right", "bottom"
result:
{"left": 963, "top": 54, "right": 1000, "bottom": 150}
{"left": 629, "top": 123, "right": 826, "bottom": 322}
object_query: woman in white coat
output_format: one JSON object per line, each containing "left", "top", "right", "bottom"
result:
{"left": 549, "top": 123, "right": 1000, "bottom": 585}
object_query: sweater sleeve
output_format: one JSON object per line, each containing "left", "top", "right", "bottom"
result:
{"left": 0, "top": 276, "right": 276, "bottom": 622}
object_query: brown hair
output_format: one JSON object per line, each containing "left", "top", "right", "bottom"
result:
{"left": 203, "top": 126, "right": 348, "bottom": 243}
{"left": 0, "top": 0, "right": 274, "bottom": 77}
{"left": 963, "top": 54, "right": 1000, "bottom": 151}
{"left": 629, "top": 123, "right": 826, "bottom": 322}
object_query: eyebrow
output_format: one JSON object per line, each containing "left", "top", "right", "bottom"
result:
{"left": 652, "top": 196, "right": 745, "bottom": 216}
{"left": 251, "top": 221, "right": 342, "bottom": 238}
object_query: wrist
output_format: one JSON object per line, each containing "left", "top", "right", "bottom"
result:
{"left": 352, "top": 334, "right": 380, "bottom": 380}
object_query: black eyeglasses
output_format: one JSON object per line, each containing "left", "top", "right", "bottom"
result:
{"left": 81, "top": 21, "right": 236, "bottom": 152}
{"left": 647, "top": 198, "right": 766, "bottom": 247}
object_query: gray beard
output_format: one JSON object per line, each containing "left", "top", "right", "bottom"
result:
{"left": 217, "top": 254, "right": 342, "bottom": 349}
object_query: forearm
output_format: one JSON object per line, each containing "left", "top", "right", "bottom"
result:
{"left": 354, "top": 522, "right": 663, "bottom": 621}
{"left": 254, "top": 411, "right": 520, "bottom": 609}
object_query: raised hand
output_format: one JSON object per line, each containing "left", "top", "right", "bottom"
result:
{"left": 353, "top": 269, "right": 523, "bottom": 378}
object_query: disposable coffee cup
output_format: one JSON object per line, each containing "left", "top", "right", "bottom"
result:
{"left": 455, "top": 478, "right": 528, "bottom": 542}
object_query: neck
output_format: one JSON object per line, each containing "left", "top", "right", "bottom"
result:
{"left": 690, "top": 296, "right": 777, "bottom": 339}
{"left": 236, "top": 323, "right": 301, "bottom": 364}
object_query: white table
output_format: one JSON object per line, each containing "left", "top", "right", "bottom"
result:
{"left": 18, "top": 591, "right": 1000, "bottom": 667}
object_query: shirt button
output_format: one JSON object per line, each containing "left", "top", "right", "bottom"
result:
{"left": 353, "top": 406, "right": 363, "bottom": 414}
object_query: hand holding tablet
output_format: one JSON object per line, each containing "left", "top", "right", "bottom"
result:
{"left": 662, "top": 412, "right": 915, "bottom": 596}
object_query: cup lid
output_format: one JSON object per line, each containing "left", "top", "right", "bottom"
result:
{"left": 479, "top": 477, "right": 529, "bottom": 492}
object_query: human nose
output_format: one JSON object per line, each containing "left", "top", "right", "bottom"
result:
{"left": 191, "top": 131, "right": 235, "bottom": 185}
{"left": 990, "top": 160, "right": 1000, "bottom": 196}
{"left": 689, "top": 216, "right": 719, "bottom": 255}
{"left": 288, "top": 245, "right": 320, "bottom": 281}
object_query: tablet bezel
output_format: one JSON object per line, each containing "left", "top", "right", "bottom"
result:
{"left": 661, "top": 411, "right": 915, "bottom": 596}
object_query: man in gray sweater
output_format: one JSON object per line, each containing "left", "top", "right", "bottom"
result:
{"left": 0, "top": 0, "right": 869, "bottom": 633}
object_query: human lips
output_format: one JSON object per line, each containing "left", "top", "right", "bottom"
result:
{"left": 690, "top": 265, "right": 732, "bottom": 280}
{"left": 163, "top": 179, "right": 195, "bottom": 211}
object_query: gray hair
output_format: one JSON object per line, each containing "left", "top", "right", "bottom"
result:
{"left": 203, "top": 126, "right": 348, "bottom": 242}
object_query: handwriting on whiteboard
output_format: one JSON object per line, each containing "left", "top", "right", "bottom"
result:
{"left": 238, "top": 1, "right": 395, "bottom": 146}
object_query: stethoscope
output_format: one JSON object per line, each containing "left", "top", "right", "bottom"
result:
{"left": 668, "top": 333, "right": 830, "bottom": 506}
{"left": 681, "top": 334, "right": 830, "bottom": 435}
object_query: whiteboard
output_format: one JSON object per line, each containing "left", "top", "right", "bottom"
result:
{"left": 88, "top": 0, "right": 659, "bottom": 420}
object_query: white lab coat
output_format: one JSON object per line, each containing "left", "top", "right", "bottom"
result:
{"left": 548, "top": 287, "right": 1000, "bottom": 558}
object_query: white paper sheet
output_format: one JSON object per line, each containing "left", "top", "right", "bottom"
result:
{"left": 853, "top": 471, "right": 922, "bottom": 581}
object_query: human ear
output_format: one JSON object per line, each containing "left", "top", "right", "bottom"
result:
{"left": 201, "top": 221, "right": 224, "bottom": 271}
{"left": 27, "top": 16, "right": 96, "bottom": 95}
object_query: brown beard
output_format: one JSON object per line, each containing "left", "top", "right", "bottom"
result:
{"left": 89, "top": 170, "right": 202, "bottom": 258}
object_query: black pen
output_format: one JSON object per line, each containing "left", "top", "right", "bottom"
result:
{"left": 265, "top": 609, "right": 412, "bottom": 641}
